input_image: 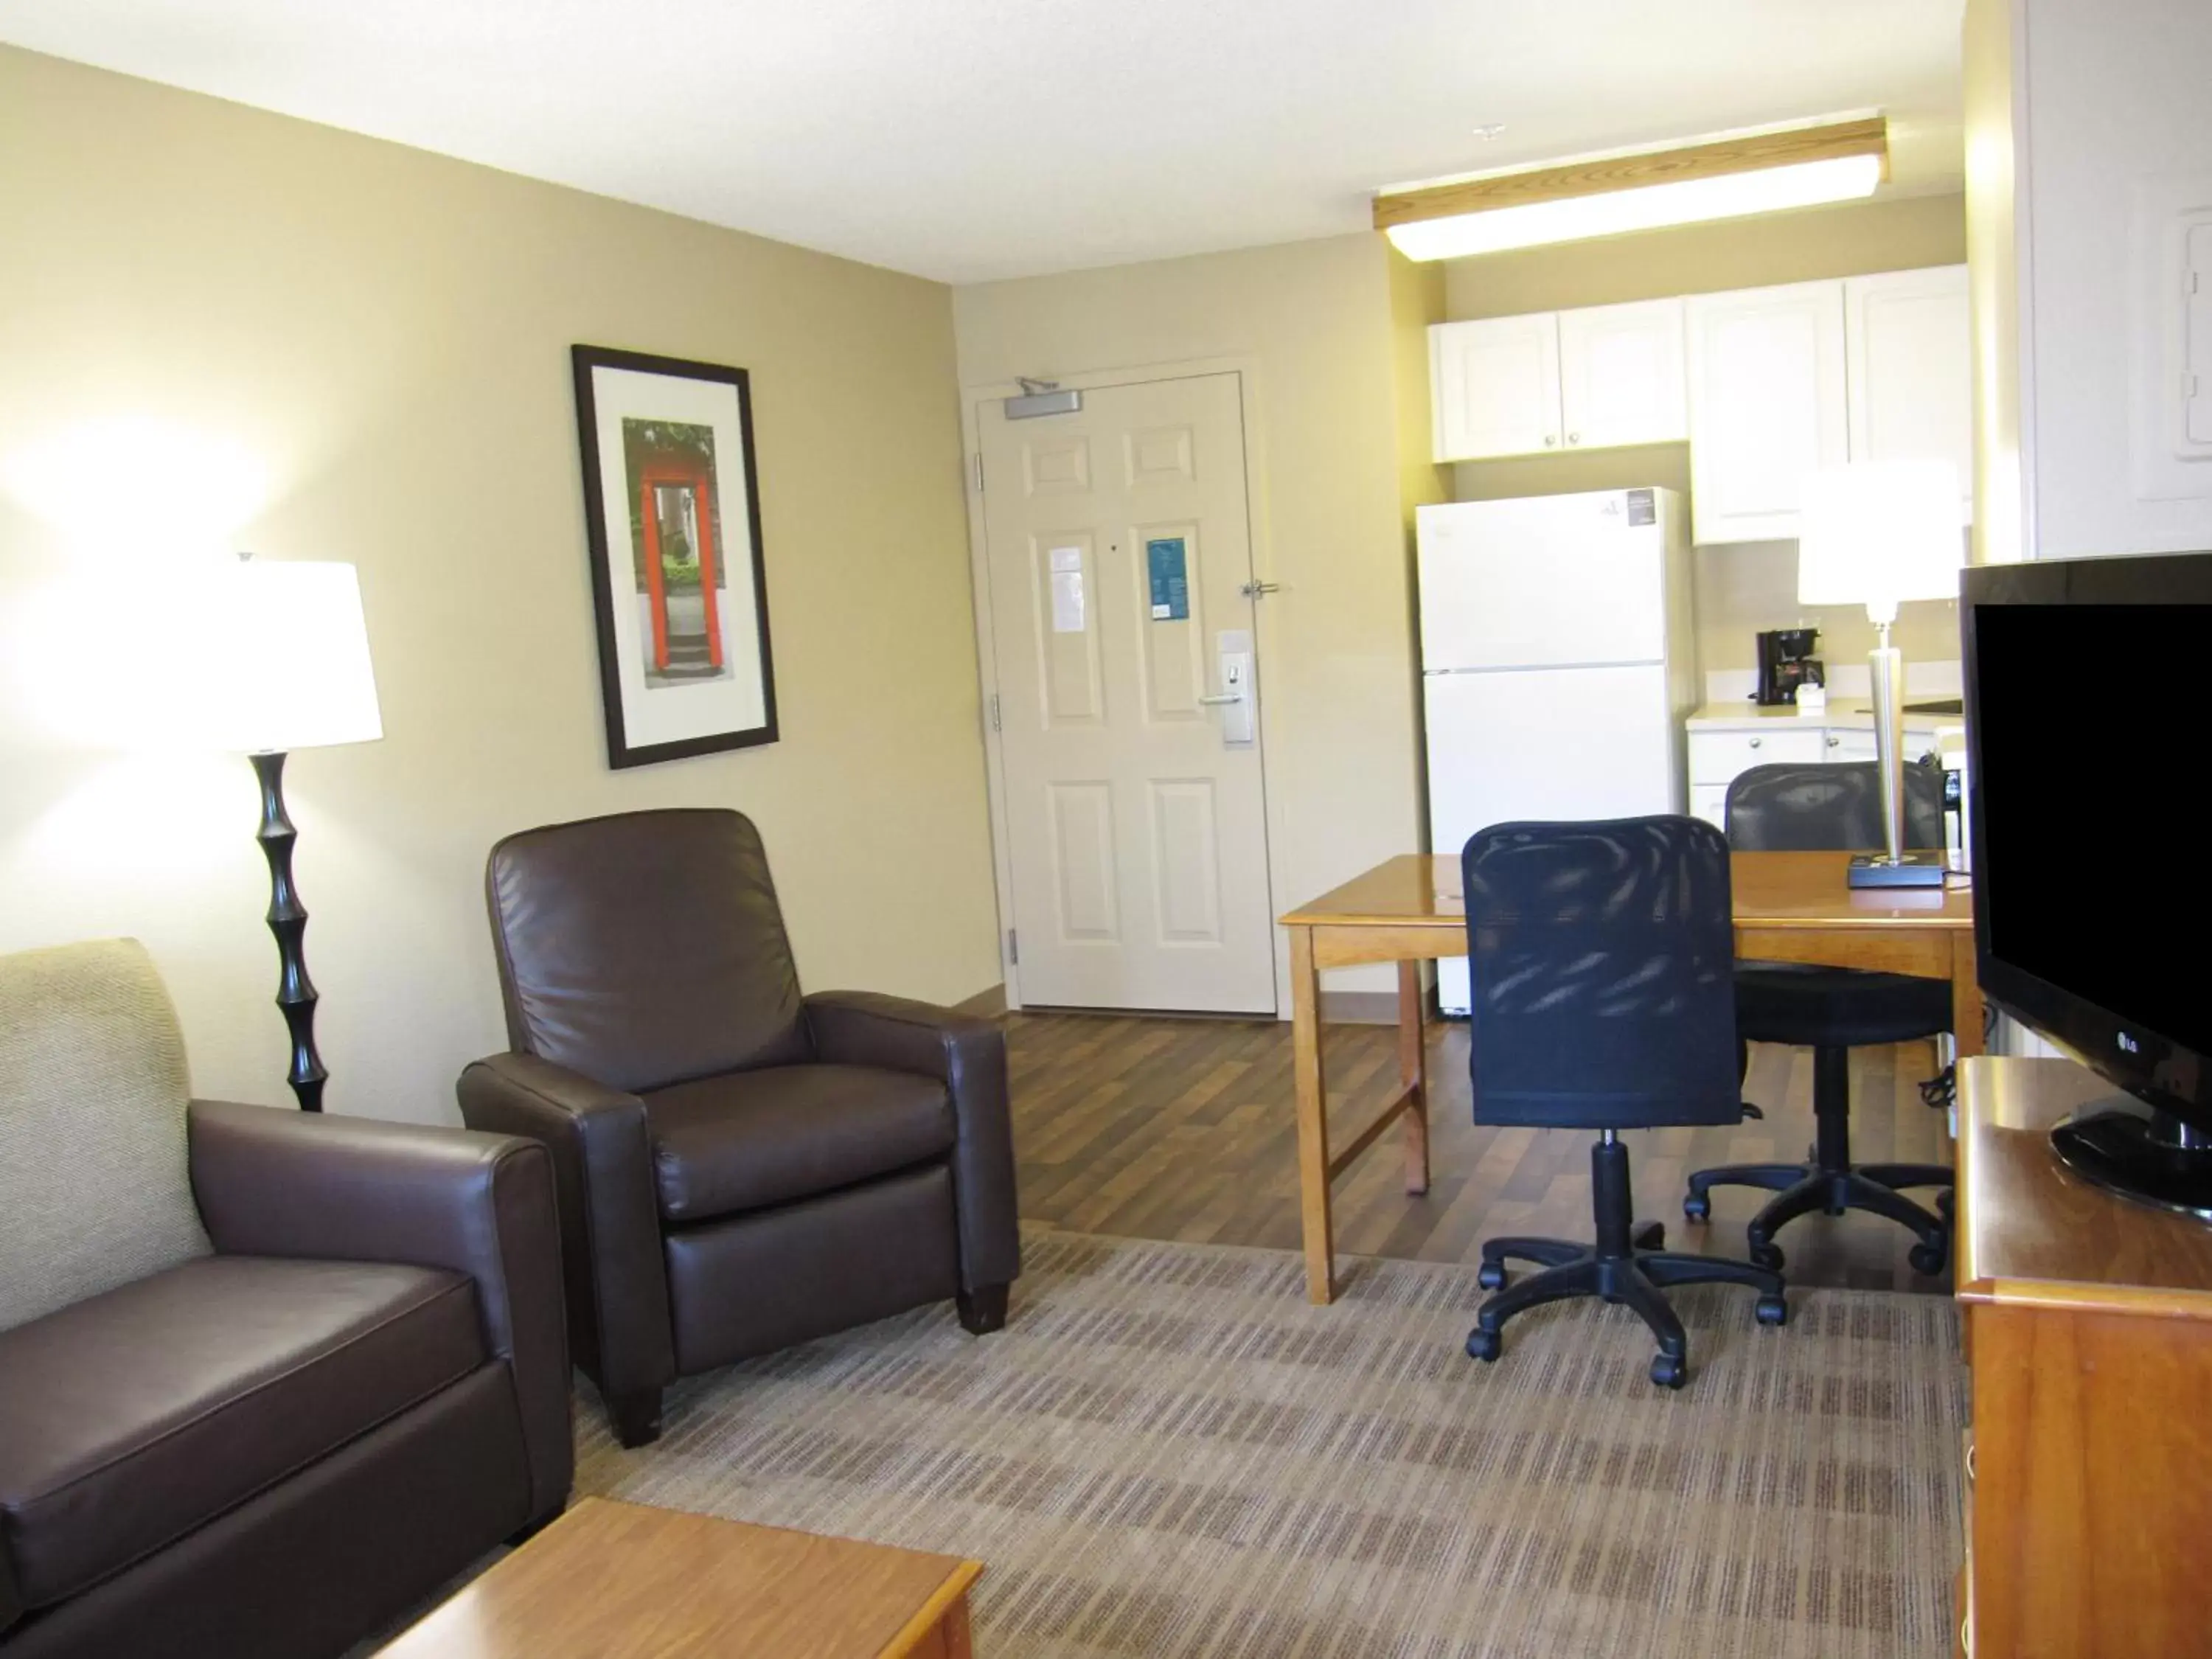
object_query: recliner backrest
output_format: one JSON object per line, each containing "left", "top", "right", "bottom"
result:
{"left": 1724, "top": 759, "right": 1945, "bottom": 852}
{"left": 0, "top": 939, "right": 210, "bottom": 1334}
{"left": 484, "top": 808, "right": 812, "bottom": 1093}
{"left": 1462, "top": 816, "right": 1742, "bottom": 1131}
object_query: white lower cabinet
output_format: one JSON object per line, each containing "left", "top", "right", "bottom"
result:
{"left": 1687, "top": 723, "right": 1947, "bottom": 827}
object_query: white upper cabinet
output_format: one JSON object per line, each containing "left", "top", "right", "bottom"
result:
{"left": 1557, "top": 299, "right": 1688, "bottom": 451}
{"left": 1431, "top": 303, "right": 1686, "bottom": 460}
{"left": 1430, "top": 313, "right": 1562, "bottom": 461}
{"left": 1430, "top": 268, "right": 1972, "bottom": 540}
{"left": 1845, "top": 264, "right": 1975, "bottom": 524}
{"left": 1686, "top": 279, "right": 1851, "bottom": 544}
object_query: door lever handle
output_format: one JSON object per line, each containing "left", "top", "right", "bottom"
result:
{"left": 1197, "top": 692, "right": 1242, "bottom": 705}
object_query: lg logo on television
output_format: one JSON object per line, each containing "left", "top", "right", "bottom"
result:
{"left": 2118, "top": 1032, "right": 2141, "bottom": 1054}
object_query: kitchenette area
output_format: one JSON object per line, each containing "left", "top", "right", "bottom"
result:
{"left": 1416, "top": 199, "right": 1974, "bottom": 886}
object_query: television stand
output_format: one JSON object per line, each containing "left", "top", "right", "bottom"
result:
{"left": 1955, "top": 1056, "right": 2212, "bottom": 1658}
{"left": 2051, "top": 1094, "right": 2212, "bottom": 1218}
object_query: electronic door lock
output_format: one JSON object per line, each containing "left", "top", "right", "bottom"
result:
{"left": 1206, "top": 630, "right": 1256, "bottom": 745}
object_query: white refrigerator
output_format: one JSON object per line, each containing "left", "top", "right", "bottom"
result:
{"left": 1419, "top": 487, "right": 1698, "bottom": 1015}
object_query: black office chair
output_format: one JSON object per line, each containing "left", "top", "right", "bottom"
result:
{"left": 1461, "top": 815, "right": 1787, "bottom": 1391}
{"left": 1683, "top": 761, "right": 1955, "bottom": 1275}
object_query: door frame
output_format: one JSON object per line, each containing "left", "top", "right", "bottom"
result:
{"left": 959, "top": 356, "right": 1291, "bottom": 1015}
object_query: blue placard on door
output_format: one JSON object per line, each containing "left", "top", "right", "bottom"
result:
{"left": 1146, "top": 537, "right": 1189, "bottom": 621}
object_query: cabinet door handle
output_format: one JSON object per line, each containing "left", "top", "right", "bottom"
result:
{"left": 1543, "top": 434, "right": 1557, "bottom": 448}
{"left": 1827, "top": 735, "right": 1841, "bottom": 748}
{"left": 1748, "top": 737, "right": 1762, "bottom": 749}
{"left": 1568, "top": 432, "right": 1581, "bottom": 445}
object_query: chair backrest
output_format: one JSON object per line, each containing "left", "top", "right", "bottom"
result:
{"left": 1724, "top": 759, "right": 1945, "bottom": 852}
{"left": 0, "top": 939, "right": 210, "bottom": 1333}
{"left": 485, "top": 808, "right": 812, "bottom": 1093}
{"left": 1461, "top": 816, "right": 1742, "bottom": 1130}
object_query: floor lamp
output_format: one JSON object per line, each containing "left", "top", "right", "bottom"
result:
{"left": 1795, "top": 461, "right": 1964, "bottom": 889}
{"left": 215, "top": 557, "right": 383, "bottom": 1111}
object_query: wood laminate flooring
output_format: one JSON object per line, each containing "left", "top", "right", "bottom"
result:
{"left": 1008, "top": 1011, "right": 1954, "bottom": 1293}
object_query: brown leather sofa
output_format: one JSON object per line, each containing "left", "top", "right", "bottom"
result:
{"left": 457, "top": 808, "right": 1020, "bottom": 1447}
{"left": 0, "top": 939, "right": 571, "bottom": 1659}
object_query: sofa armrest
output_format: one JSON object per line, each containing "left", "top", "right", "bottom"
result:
{"left": 185, "top": 1099, "right": 571, "bottom": 1521}
{"left": 804, "top": 991, "right": 1020, "bottom": 1293}
{"left": 455, "top": 1053, "right": 675, "bottom": 1404}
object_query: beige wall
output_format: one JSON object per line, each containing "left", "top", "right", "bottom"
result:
{"left": 1441, "top": 193, "right": 1970, "bottom": 678}
{"left": 953, "top": 236, "right": 1420, "bottom": 995}
{"left": 0, "top": 46, "right": 1000, "bottom": 1124}
{"left": 1964, "top": 0, "right": 2032, "bottom": 565}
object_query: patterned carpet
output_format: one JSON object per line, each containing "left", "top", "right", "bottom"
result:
{"left": 576, "top": 1230, "right": 1967, "bottom": 1658}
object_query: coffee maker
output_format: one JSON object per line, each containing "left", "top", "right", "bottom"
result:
{"left": 1753, "top": 627, "right": 1823, "bottom": 706}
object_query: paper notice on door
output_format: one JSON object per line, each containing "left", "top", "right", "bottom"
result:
{"left": 1146, "top": 536, "right": 1190, "bottom": 621}
{"left": 1048, "top": 546, "right": 1085, "bottom": 633}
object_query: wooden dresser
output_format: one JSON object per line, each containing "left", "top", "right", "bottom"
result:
{"left": 1955, "top": 1056, "right": 2212, "bottom": 1657}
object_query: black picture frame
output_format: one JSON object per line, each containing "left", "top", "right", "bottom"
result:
{"left": 571, "top": 344, "right": 779, "bottom": 768}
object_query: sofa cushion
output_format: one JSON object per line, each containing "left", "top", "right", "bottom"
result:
{"left": 0, "top": 939, "right": 209, "bottom": 1335}
{"left": 0, "top": 1254, "right": 483, "bottom": 1611}
{"left": 643, "top": 1064, "right": 956, "bottom": 1222}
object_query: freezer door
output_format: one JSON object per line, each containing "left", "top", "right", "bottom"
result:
{"left": 1425, "top": 662, "right": 1680, "bottom": 1014}
{"left": 1417, "top": 493, "right": 1669, "bottom": 671}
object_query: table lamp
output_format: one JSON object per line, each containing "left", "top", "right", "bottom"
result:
{"left": 209, "top": 555, "right": 383, "bottom": 1110}
{"left": 1795, "top": 460, "right": 1963, "bottom": 889}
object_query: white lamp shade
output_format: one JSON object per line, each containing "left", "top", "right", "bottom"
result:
{"left": 206, "top": 560, "right": 383, "bottom": 753}
{"left": 1796, "top": 460, "right": 1964, "bottom": 622}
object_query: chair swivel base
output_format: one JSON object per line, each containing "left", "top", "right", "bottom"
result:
{"left": 1466, "top": 1135, "right": 1787, "bottom": 1391}
{"left": 1685, "top": 1161, "right": 1952, "bottom": 1275}
{"left": 1467, "top": 1238, "right": 1787, "bottom": 1389}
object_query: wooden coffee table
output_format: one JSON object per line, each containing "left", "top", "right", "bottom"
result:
{"left": 375, "top": 1498, "right": 982, "bottom": 1658}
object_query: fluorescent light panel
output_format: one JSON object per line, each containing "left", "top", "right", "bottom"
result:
{"left": 1385, "top": 153, "right": 1882, "bottom": 260}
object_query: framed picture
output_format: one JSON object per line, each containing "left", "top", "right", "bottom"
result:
{"left": 571, "top": 344, "right": 778, "bottom": 768}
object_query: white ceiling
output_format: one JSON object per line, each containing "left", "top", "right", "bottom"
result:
{"left": 1, "top": 0, "right": 1966, "bottom": 285}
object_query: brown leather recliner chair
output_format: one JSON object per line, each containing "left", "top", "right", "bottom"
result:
{"left": 0, "top": 940, "right": 570, "bottom": 1659}
{"left": 457, "top": 808, "right": 1020, "bottom": 1447}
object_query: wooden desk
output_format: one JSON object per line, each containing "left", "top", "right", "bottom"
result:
{"left": 1279, "top": 850, "right": 1980, "bottom": 1304}
{"left": 375, "top": 1498, "right": 982, "bottom": 1658}
{"left": 1954, "top": 1057, "right": 2212, "bottom": 1658}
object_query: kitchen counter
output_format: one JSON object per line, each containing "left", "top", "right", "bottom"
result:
{"left": 1686, "top": 698, "right": 1962, "bottom": 731}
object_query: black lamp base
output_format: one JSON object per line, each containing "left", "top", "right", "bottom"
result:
{"left": 251, "top": 749, "right": 327, "bottom": 1112}
{"left": 1846, "top": 851, "right": 1950, "bottom": 889}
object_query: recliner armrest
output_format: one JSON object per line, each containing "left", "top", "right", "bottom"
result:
{"left": 185, "top": 1099, "right": 571, "bottom": 1520}
{"left": 455, "top": 1053, "right": 675, "bottom": 1404}
{"left": 1, "top": 1534, "right": 21, "bottom": 1638}
{"left": 804, "top": 992, "right": 1020, "bottom": 1293}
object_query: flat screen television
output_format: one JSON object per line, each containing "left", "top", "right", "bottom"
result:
{"left": 1963, "top": 549, "right": 2212, "bottom": 1211}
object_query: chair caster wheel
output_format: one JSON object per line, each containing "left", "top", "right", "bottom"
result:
{"left": 1755, "top": 1295, "right": 1788, "bottom": 1327}
{"left": 1683, "top": 1192, "right": 1711, "bottom": 1223}
{"left": 1466, "top": 1326, "right": 1500, "bottom": 1363}
{"left": 1649, "top": 1352, "right": 1686, "bottom": 1389}
{"left": 1749, "top": 1241, "right": 1784, "bottom": 1272}
{"left": 1909, "top": 1241, "right": 1948, "bottom": 1276}
{"left": 1476, "top": 1262, "right": 1506, "bottom": 1291}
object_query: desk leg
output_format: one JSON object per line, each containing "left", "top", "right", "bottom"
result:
{"left": 1290, "top": 924, "right": 1335, "bottom": 1305}
{"left": 1398, "top": 959, "right": 1430, "bottom": 1195}
{"left": 1952, "top": 931, "right": 1986, "bottom": 1058}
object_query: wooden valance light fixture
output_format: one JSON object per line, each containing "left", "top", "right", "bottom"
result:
{"left": 1374, "top": 115, "right": 1889, "bottom": 261}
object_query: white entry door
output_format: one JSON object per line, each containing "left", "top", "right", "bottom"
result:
{"left": 976, "top": 372, "right": 1276, "bottom": 1014}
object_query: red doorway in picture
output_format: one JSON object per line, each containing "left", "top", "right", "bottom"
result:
{"left": 625, "top": 423, "right": 729, "bottom": 686}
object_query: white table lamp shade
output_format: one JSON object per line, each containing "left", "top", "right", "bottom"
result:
{"left": 208, "top": 560, "right": 383, "bottom": 753}
{"left": 1796, "top": 461, "right": 1964, "bottom": 623}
